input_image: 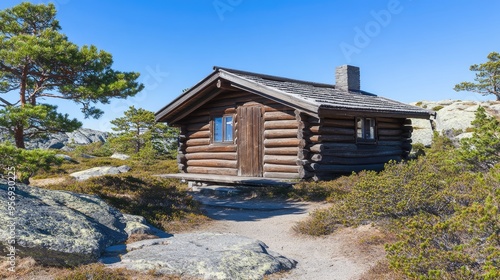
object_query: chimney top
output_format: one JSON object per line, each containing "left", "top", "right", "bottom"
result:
{"left": 335, "top": 65, "right": 360, "bottom": 91}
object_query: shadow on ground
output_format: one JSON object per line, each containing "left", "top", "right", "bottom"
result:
{"left": 194, "top": 194, "right": 311, "bottom": 222}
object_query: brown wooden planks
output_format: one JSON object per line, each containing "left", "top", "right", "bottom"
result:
{"left": 187, "top": 159, "right": 237, "bottom": 169}
{"left": 238, "top": 106, "right": 263, "bottom": 176}
{"left": 264, "top": 120, "right": 299, "bottom": 130}
{"left": 186, "top": 145, "right": 237, "bottom": 153}
{"left": 264, "top": 129, "right": 298, "bottom": 138}
{"left": 187, "top": 166, "right": 238, "bottom": 176}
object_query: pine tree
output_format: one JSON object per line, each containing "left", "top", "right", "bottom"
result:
{"left": 110, "top": 106, "right": 178, "bottom": 159}
{"left": 459, "top": 106, "right": 500, "bottom": 170}
{"left": 0, "top": 3, "right": 144, "bottom": 148}
{"left": 454, "top": 52, "right": 500, "bottom": 100}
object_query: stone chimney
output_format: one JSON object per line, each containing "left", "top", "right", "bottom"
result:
{"left": 335, "top": 65, "right": 360, "bottom": 91}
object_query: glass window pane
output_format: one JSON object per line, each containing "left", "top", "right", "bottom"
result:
{"left": 368, "top": 118, "right": 375, "bottom": 139}
{"left": 364, "top": 118, "right": 371, "bottom": 139}
{"left": 357, "top": 118, "right": 375, "bottom": 140}
{"left": 214, "top": 117, "right": 222, "bottom": 142}
{"left": 224, "top": 116, "right": 233, "bottom": 141}
{"left": 357, "top": 118, "right": 363, "bottom": 138}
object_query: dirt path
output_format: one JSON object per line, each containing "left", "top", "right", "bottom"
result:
{"left": 192, "top": 197, "right": 385, "bottom": 280}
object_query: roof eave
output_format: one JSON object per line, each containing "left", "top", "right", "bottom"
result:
{"left": 155, "top": 69, "right": 322, "bottom": 124}
{"left": 318, "top": 106, "right": 432, "bottom": 119}
{"left": 155, "top": 70, "right": 221, "bottom": 123}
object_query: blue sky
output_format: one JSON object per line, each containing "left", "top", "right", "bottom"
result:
{"left": 1, "top": 0, "right": 499, "bottom": 131}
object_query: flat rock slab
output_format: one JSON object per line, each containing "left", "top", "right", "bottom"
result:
{"left": 122, "top": 213, "right": 171, "bottom": 237}
{"left": 70, "top": 165, "right": 131, "bottom": 181}
{"left": 0, "top": 179, "right": 127, "bottom": 266}
{"left": 110, "top": 153, "right": 131, "bottom": 160}
{"left": 108, "top": 232, "right": 296, "bottom": 280}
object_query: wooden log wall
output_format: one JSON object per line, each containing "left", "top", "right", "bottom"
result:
{"left": 176, "top": 87, "right": 414, "bottom": 181}
{"left": 179, "top": 91, "right": 247, "bottom": 176}
{"left": 402, "top": 118, "right": 413, "bottom": 158}
{"left": 177, "top": 90, "right": 304, "bottom": 179}
{"left": 262, "top": 107, "right": 303, "bottom": 179}
{"left": 303, "top": 115, "right": 410, "bottom": 180}
{"left": 177, "top": 125, "right": 187, "bottom": 173}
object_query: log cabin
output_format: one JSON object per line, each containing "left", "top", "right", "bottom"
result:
{"left": 155, "top": 65, "right": 432, "bottom": 182}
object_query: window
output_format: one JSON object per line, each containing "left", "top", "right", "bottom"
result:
{"left": 213, "top": 115, "right": 233, "bottom": 143}
{"left": 356, "top": 117, "right": 376, "bottom": 141}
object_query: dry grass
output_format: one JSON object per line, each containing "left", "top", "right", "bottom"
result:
{"left": 29, "top": 177, "right": 67, "bottom": 186}
{"left": 39, "top": 174, "right": 209, "bottom": 234}
{"left": 358, "top": 259, "right": 403, "bottom": 280}
{"left": 126, "top": 234, "right": 160, "bottom": 244}
{"left": 1, "top": 258, "right": 198, "bottom": 280}
{"left": 357, "top": 228, "right": 392, "bottom": 247}
{"left": 32, "top": 155, "right": 179, "bottom": 180}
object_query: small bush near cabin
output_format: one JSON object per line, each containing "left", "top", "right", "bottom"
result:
{"left": 295, "top": 128, "right": 500, "bottom": 278}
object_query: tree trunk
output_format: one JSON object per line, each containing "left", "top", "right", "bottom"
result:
{"left": 15, "top": 65, "right": 29, "bottom": 148}
{"left": 135, "top": 126, "right": 141, "bottom": 153}
{"left": 14, "top": 124, "right": 25, "bottom": 149}
{"left": 135, "top": 140, "right": 141, "bottom": 153}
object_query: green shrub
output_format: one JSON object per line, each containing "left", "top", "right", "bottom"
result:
{"left": 411, "top": 143, "right": 426, "bottom": 158}
{"left": 72, "top": 141, "right": 113, "bottom": 157}
{"left": 295, "top": 141, "right": 464, "bottom": 236}
{"left": 290, "top": 175, "right": 355, "bottom": 202}
{"left": 0, "top": 142, "right": 62, "bottom": 182}
{"left": 386, "top": 167, "right": 499, "bottom": 279}
{"left": 296, "top": 132, "right": 499, "bottom": 278}
{"left": 432, "top": 105, "right": 445, "bottom": 111}
{"left": 459, "top": 106, "right": 500, "bottom": 171}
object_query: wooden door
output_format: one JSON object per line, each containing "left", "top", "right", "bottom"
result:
{"left": 238, "top": 106, "right": 263, "bottom": 177}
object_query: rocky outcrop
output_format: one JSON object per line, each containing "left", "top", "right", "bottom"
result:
{"left": 122, "top": 214, "right": 170, "bottom": 237}
{"left": 0, "top": 179, "right": 128, "bottom": 266}
{"left": 55, "top": 154, "right": 74, "bottom": 162}
{"left": 411, "top": 100, "right": 500, "bottom": 146}
{"left": 107, "top": 233, "right": 296, "bottom": 280}
{"left": 70, "top": 165, "right": 131, "bottom": 181}
{"left": 110, "top": 153, "right": 131, "bottom": 160}
{"left": 0, "top": 128, "right": 109, "bottom": 150}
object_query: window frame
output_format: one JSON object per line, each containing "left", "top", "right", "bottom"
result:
{"left": 212, "top": 114, "right": 234, "bottom": 144}
{"left": 356, "top": 117, "right": 377, "bottom": 143}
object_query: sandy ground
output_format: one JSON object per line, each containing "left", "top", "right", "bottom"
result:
{"left": 192, "top": 197, "right": 386, "bottom": 280}
{"left": 29, "top": 177, "right": 66, "bottom": 187}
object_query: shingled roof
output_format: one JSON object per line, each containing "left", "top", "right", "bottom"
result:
{"left": 155, "top": 66, "right": 432, "bottom": 123}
